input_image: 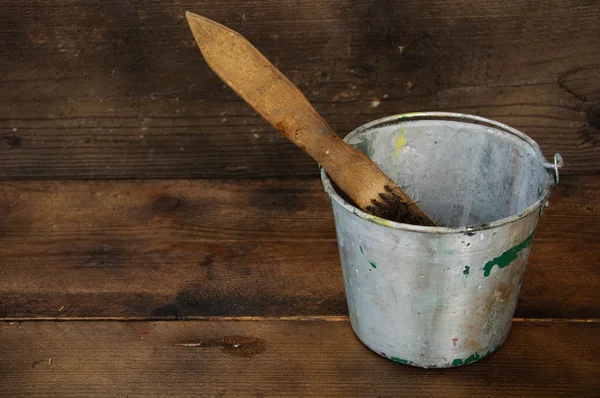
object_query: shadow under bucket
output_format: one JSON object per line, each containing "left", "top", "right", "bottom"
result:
{"left": 321, "top": 112, "right": 562, "bottom": 368}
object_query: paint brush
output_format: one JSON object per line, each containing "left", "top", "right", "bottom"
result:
{"left": 186, "top": 12, "right": 437, "bottom": 226}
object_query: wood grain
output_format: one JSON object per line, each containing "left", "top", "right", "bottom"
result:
{"left": 0, "top": 176, "right": 598, "bottom": 319}
{"left": 1, "top": 0, "right": 599, "bottom": 179}
{"left": 0, "top": 320, "right": 597, "bottom": 396}
{"left": 187, "top": 13, "right": 436, "bottom": 225}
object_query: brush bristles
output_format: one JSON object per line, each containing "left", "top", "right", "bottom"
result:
{"left": 366, "top": 185, "right": 437, "bottom": 226}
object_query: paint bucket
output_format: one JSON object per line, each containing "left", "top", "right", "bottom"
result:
{"left": 321, "top": 112, "right": 562, "bottom": 368}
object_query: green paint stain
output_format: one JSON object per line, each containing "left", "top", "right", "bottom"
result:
{"left": 391, "top": 356, "right": 413, "bottom": 365}
{"left": 451, "top": 346, "right": 500, "bottom": 367}
{"left": 398, "top": 113, "right": 420, "bottom": 120}
{"left": 463, "top": 352, "right": 481, "bottom": 365}
{"left": 463, "top": 266, "right": 470, "bottom": 276}
{"left": 369, "top": 261, "right": 377, "bottom": 269}
{"left": 483, "top": 231, "right": 535, "bottom": 277}
{"left": 360, "top": 246, "right": 364, "bottom": 255}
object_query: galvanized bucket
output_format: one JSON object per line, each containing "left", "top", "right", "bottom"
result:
{"left": 321, "top": 112, "right": 562, "bottom": 368}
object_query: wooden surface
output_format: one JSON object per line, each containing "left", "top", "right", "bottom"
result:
{"left": 1, "top": 0, "right": 600, "bottom": 179}
{"left": 1, "top": 0, "right": 599, "bottom": 395}
{"left": 0, "top": 175, "right": 598, "bottom": 320}
{"left": 0, "top": 320, "right": 598, "bottom": 396}
{"left": 186, "top": 12, "right": 436, "bottom": 225}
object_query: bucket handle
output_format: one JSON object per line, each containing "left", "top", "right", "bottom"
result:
{"left": 543, "top": 153, "right": 563, "bottom": 184}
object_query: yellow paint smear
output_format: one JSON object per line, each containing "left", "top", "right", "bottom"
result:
{"left": 361, "top": 212, "right": 395, "bottom": 227}
{"left": 395, "top": 128, "right": 407, "bottom": 157}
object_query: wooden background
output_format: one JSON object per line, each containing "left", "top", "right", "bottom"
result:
{"left": 1, "top": 0, "right": 599, "bottom": 395}
{"left": 2, "top": 0, "right": 600, "bottom": 178}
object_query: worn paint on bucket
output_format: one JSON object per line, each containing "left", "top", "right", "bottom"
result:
{"left": 321, "top": 112, "right": 561, "bottom": 368}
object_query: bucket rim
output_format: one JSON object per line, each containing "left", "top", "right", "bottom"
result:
{"left": 320, "top": 112, "right": 555, "bottom": 234}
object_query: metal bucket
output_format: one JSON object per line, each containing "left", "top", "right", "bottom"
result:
{"left": 321, "top": 112, "right": 562, "bottom": 368}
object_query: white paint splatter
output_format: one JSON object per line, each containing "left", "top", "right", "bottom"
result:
{"left": 369, "top": 99, "right": 381, "bottom": 108}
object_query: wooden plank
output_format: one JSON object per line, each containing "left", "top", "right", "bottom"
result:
{"left": 0, "top": 320, "right": 597, "bottom": 396}
{"left": 1, "top": 0, "right": 599, "bottom": 178}
{"left": 0, "top": 176, "right": 598, "bottom": 319}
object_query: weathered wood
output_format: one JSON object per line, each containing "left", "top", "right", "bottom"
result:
{"left": 0, "top": 176, "right": 598, "bottom": 319}
{"left": 1, "top": 0, "right": 599, "bottom": 178}
{"left": 187, "top": 13, "right": 436, "bottom": 226}
{"left": 0, "top": 320, "right": 597, "bottom": 396}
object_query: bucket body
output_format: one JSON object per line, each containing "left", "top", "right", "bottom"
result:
{"left": 321, "top": 112, "right": 559, "bottom": 368}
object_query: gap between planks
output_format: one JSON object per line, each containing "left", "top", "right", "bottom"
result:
{"left": 1, "top": 316, "right": 598, "bottom": 323}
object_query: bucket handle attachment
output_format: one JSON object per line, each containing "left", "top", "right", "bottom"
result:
{"left": 543, "top": 153, "right": 563, "bottom": 185}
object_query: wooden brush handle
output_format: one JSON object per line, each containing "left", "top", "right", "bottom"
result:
{"left": 186, "top": 12, "right": 435, "bottom": 225}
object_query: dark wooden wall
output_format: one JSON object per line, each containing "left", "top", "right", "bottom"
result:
{"left": 1, "top": 1, "right": 599, "bottom": 394}
{"left": 1, "top": 0, "right": 599, "bottom": 321}
{"left": 1, "top": 0, "right": 599, "bottom": 179}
